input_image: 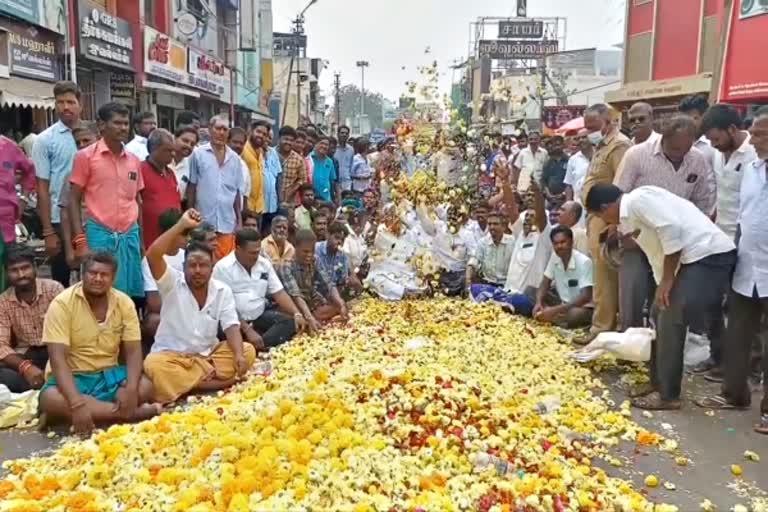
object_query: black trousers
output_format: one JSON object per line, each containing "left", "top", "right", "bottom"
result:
{"left": 247, "top": 309, "right": 296, "bottom": 348}
{"left": 722, "top": 288, "right": 768, "bottom": 413}
{"left": 0, "top": 346, "right": 48, "bottom": 393}
{"left": 49, "top": 223, "right": 71, "bottom": 288}
{"left": 651, "top": 251, "right": 736, "bottom": 400}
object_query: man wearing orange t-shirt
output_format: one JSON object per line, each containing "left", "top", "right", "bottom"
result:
{"left": 70, "top": 103, "right": 145, "bottom": 299}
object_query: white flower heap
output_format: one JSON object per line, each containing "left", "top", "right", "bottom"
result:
{"left": 0, "top": 299, "right": 675, "bottom": 511}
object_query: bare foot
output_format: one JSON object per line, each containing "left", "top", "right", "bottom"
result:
{"left": 136, "top": 403, "right": 163, "bottom": 421}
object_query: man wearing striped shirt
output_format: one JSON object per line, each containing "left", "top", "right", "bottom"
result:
{"left": 614, "top": 115, "right": 717, "bottom": 331}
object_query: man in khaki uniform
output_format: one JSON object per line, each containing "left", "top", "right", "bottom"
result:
{"left": 578, "top": 103, "right": 631, "bottom": 343}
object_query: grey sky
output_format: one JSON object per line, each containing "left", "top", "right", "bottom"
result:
{"left": 272, "top": 0, "right": 625, "bottom": 102}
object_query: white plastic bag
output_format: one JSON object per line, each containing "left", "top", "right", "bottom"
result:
{"left": 569, "top": 327, "right": 654, "bottom": 363}
{"left": 683, "top": 331, "right": 711, "bottom": 369}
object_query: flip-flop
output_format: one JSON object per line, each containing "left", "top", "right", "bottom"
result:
{"left": 694, "top": 395, "right": 749, "bottom": 410}
{"left": 631, "top": 392, "right": 682, "bottom": 411}
{"left": 755, "top": 415, "right": 768, "bottom": 435}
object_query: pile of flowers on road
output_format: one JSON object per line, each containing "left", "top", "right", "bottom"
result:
{"left": 0, "top": 299, "right": 676, "bottom": 511}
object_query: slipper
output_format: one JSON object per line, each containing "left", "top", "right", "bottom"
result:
{"left": 628, "top": 383, "right": 656, "bottom": 399}
{"left": 631, "top": 392, "right": 682, "bottom": 411}
{"left": 755, "top": 415, "right": 768, "bottom": 435}
{"left": 694, "top": 395, "right": 749, "bottom": 410}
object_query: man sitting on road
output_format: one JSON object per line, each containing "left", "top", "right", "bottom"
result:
{"left": 533, "top": 226, "right": 594, "bottom": 328}
{"left": 315, "top": 222, "right": 363, "bottom": 298}
{"left": 140, "top": 209, "right": 187, "bottom": 352}
{"left": 213, "top": 228, "right": 306, "bottom": 350}
{"left": 143, "top": 210, "right": 256, "bottom": 404}
{"left": 261, "top": 215, "right": 295, "bottom": 266}
{"left": 465, "top": 211, "right": 515, "bottom": 291}
{"left": 278, "top": 229, "right": 348, "bottom": 333}
{"left": 0, "top": 247, "right": 64, "bottom": 392}
{"left": 39, "top": 252, "right": 160, "bottom": 435}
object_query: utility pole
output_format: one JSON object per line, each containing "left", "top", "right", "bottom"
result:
{"left": 334, "top": 72, "right": 341, "bottom": 127}
{"left": 356, "top": 60, "right": 369, "bottom": 131}
{"left": 282, "top": 0, "right": 319, "bottom": 127}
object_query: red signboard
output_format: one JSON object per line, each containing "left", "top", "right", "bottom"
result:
{"left": 718, "top": 1, "right": 768, "bottom": 102}
{"left": 541, "top": 105, "right": 585, "bottom": 135}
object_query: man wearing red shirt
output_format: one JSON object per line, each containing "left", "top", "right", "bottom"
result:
{"left": 140, "top": 129, "right": 181, "bottom": 247}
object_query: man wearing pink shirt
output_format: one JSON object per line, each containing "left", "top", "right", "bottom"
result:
{"left": 69, "top": 103, "right": 145, "bottom": 299}
{"left": 0, "top": 136, "right": 36, "bottom": 247}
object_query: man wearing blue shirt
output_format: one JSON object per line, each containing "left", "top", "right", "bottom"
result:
{"left": 334, "top": 125, "right": 354, "bottom": 192}
{"left": 311, "top": 137, "right": 338, "bottom": 203}
{"left": 31, "top": 81, "right": 81, "bottom": 287}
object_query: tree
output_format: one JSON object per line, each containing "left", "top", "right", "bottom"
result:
{"left": 334, "top": 84, "right": 384, "bottom": 131}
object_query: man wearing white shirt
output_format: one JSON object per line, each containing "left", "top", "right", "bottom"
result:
{"left": 513, "top": 131, "right": 548, "bottom": 191}
{"left": 533, "top": 225, "right": 593, "bottom": 328}
{"left": 628, "top": 102, "right": 661, "bottom": 146}
{"left": 124, "top": 112, "right": 156, "bottom": 161}
{"left": 555, "top": 201, "right": 588, "bottom": 254}
{"left": 695, "top": 108, "right": 768, "bottom": 434}
{"left": 679, "top": 94, "right": 716, "bottom": 166}
{"left": 564, "top": 135, "right": 592, "bottom": 203}
{"left": 143, "top": 210, "right": 256, "bottom": 404}
{"left": 703, "top": 104, "right": 757, "bottom": 240}
{"left": 586, "top": 184, "right": 736, "bottom": 410}
{"left": 213, "top": 228, "right": 305, "bottom": 348}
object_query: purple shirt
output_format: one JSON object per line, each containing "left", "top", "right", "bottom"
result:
{"left": 0, "top": 136, "right": 35, "bottom": 243}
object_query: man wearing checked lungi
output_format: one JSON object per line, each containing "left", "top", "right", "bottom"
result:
{"left": 69, "top": 102, "right": 145, "bottom": 301}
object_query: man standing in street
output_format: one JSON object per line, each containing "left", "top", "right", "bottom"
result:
{"left": 0, "top": 134, "right": 35, "bottom": 252}
{"left": 262, "top": 126, "right": 283, "bottom": 233}
{"left": 540, "top": 135, "right": 569, "bottom": 214}
{"left": 187, "top": 115, "right": 244, "bottom": 260}
{"left": 277, "top": 126, "right": 306, "bottom": 207}
{"left": 335, "top": 125, "right": 354, "bottom": 192}
{"left": 679, "top": 95, "right": 715, "bottom": 165}
{"left": 125, "top": 112, "right": 157, "bottom": 161}
{"left": 513, "top": 131, "right": 548, "bottom": 191}
{"left": 312, "top": 137, "right": 339, "bottom": 204}
{"left": 564, "top": 132, "right": 592, "bottom": 204}
{"left": 695, "top": 107, "right": 768, "bottom": 435}
{"left": 70, "top": 103, "right": 145, "bottom": 300}
{"left": 241, "top": 121, "right": 268, "bottom": 216}
{"left": 586, "top": 184, "right": 735, "bottom": 410}
{"left": 139, "top": 129, "right": 181, "bottom": 247}
{"left": 31, "top": 81, "right": 81, "bottom": 288}
{"left": 614, "top": 116, "right": 717, "bottom": 331}
{"left": 578, "top": 103, "right": 631, "bottom": 344}
{"left": 627, "top": 102, "right": 661, "bottom": 146}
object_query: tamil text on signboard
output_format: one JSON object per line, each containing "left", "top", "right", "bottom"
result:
{"left": 498, "top": 20, "right": 543, "bottom": 39}
{"left": 78, "top": 1, "right": 134, "bottom": 70}
{"left": 144, "top": 27, "right": 187, "bottom": 83}
{"left": 0, "top": 19, "right": 61, "bottom": 81}
{"left": 187, "top": 47, "right": 228, "bottom": 97}
{"left": 478, "top": 39, "right": 558, "bottom": 60}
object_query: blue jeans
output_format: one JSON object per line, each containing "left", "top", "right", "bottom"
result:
{"left": 470, "top": 283, "right": 536, "bottom": 317}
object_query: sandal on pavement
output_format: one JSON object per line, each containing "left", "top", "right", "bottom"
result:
{"left": 755, "top": 415, "right": 768, "bottom": 435}
{"left": 628, "top": 382, "right": 656, "bottom": 399}
{"left": 694, "top": 395, "right": 749, "bottom": 410}
{"left": 631, "top": 392, "right": 682, "bottom": 411}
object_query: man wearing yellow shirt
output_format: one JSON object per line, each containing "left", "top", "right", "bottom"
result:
{"left": 39, "top": 252, "right": 161, "bottom": 434}
{"left": 241, "top": 121, "right": 269, "bottom": 215}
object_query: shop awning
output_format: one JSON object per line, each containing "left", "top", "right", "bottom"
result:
{"left": 0, "top": 77, "right": 55, "bottom": 110}
{"left": 250, "top": 109, "right": 274, "bottom": 124}
{"left": 604, "top": 73, "right": 712, "bottom": 105}
{"left": 142, "top": 80, "right": 201, "bottom": 99}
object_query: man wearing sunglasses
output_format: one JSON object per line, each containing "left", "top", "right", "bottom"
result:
{"left": 628, "top": 102, "right": 661, "bottom": 146}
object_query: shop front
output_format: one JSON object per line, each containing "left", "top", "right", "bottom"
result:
{"left": 605, "top": 73, "right": 713, "bottom": 121}
{"left": 0, "top": 17, "right": 63, "bottom": 137}
{"left": 185, "top": 46, "right": 232, "bottom": 121}
{"left": 76, "top": 0, "right": 136, "bottom": 119}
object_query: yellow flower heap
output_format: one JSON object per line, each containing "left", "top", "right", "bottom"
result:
{"left": 0, "top": 300, "right": 673, "bottom": 512}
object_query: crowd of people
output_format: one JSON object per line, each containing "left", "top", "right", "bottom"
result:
{"left": 0, "top": 79, "right": 765, "bottom": 437}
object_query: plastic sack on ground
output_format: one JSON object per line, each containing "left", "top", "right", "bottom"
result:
{"left": 683, "top": 331, "right": 711, "bottom": 369}
{"left": 569, "top": 327, "right": 654, "bottom": 363}
{"left": 0, "top": 384, "right": 39, "bottom": 429}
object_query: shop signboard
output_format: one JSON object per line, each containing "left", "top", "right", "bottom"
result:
{"left": 77, "top": 1, "right": 134, "bottom": 70}
{"left": 187, "top": 47, "right": 228, "bottom": 97}
{"left": 110, "top": 72, "right": 135, "bottom": 105}
{"left": 498, "top": 20, "right": 543, "bottom": 39}
{"left": 719, "top": 1, "right": 768, "bottom": 102}
{"left": 0, "top": 19, "right": 61, "bottom": 81}
{"left": 541, "top": 105, "right": 585, "bottom": 134}
{"left": 0, "top": 0, "right": 66, "bottom": 35}
{"left": 478, "top": 39, "right": 558, "bottom": 60}
{"left": 144, "top": 27, "right": 187, "bottom": 83}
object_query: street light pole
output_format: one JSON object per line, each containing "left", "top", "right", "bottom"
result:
{"left": 282, "top": 0, "right": 320, "bottom": 127}
{"left": 356, "top": 60, "right": 369, "bottom": 130}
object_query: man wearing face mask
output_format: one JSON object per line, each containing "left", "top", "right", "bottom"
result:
{"left": 613, "top": 116, "right": 717, "bottom": 333}
{"left": 577, "top": 103, "right": 631, "bottom": 344}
